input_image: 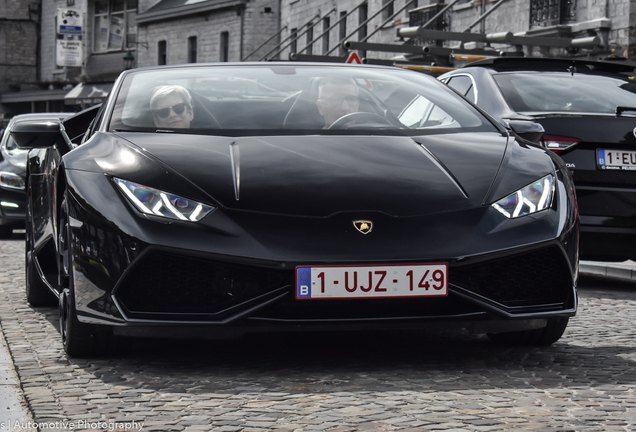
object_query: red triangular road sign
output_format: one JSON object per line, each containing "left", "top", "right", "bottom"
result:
{"left": 346, "top": 52, "right": 362, "bottom": 64}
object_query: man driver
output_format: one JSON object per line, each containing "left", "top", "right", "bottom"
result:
{"left": 316, "top": 77, "right": 360, "bottom": 128}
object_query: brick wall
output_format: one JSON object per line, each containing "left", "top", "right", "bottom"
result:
{"left": 137, "top": 0, "right": 281, "bottom": 67}
{"left": 0, "top": 0, "right": 38, "bottom": 92}
{"left": 3, "top": 0, "right": 30, "bottom": 19}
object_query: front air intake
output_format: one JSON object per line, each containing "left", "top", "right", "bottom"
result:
{"left": 115, "top": 251, "right": 291, "bottom": 318}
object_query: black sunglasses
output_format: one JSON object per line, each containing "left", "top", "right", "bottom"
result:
{"left": 153, "top": 102, "right": 189, "bottom": 119}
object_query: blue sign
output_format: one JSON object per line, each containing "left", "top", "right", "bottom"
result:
{"left": 598, "top": 149, "right": 606, "bottom": 166}
{"left": 296, "top": 267, "right": 312, "bottom": 298}
{"left": 60, "top": 25, "right": 82, "bottom": 35}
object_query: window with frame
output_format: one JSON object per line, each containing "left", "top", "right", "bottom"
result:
{"left": 382, "top": 0, "right": 394, "bottom": 21}
{"left": 188, "top": 36, "right": 197, "bottom": 63}
{"left": 445, "top": 75, "right": 476, "bottom": 103}
{"left": 290, "top": 28, "right": 298, "bottom": 53}
{"left": 305, "top": 24, "right": 313, "bottom": 55}
{"left": 338, "top": 11, "right": 347, "bottom": 56}
{"left": 322, "top": 17, "right": 330, "bottom": 54}
{"left": 93, "top": 0, "right": 138, "bottom": 53}
{"left": 530, "top": 0, "right": 576, "bottom": 27}
{"left": 220, "top": 31, "right": 229, "bottom": 62}
{"left": 158, "top": 40, "right": 167, "bottom": 65}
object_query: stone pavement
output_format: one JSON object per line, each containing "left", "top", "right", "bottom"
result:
{"left": 1, "top": 237, "right": 636, "bottom": 431}
{"left": 0, "top": 321, "right": 33, "bottom": 431}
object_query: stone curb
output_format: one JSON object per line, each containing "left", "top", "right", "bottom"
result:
{"left": 580, "top": 260, "right": 636, "bottom": 282}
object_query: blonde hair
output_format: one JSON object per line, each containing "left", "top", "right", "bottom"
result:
{"left": 150, "top": 85, "right": 193, "bottom": 109}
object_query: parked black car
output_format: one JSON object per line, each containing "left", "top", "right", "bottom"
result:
{"left": 441, "top": 58, "right": 636, "bottom": 262}
{"left": 12, "top": 62, "right": 578, "bottom": 357}
{"left": 0, "top": 112, "right": 72, "bottom": 238}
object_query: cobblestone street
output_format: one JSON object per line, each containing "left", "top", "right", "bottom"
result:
{"left": 1, "top": 237, "right": 636, "bottom": 431}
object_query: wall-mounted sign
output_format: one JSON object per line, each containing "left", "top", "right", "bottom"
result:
{"left": 58, "top": 8, "right": 82, "bottom": 35}
{"left": 56, "top": 40, "right": 83, "bottom": 67}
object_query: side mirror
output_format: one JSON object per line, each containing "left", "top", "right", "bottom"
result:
{"left": 10, "top": 119, "right": 61, "bottom": 149}
{"left": 507, "top": 120, "right": 545, "bottom": 143}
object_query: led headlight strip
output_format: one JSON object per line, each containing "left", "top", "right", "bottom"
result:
{"left": 492, "top": 174, "right": 554, "bottom": 219}
{"left": 114, "top": 178, "right": 215, "bottom": 222}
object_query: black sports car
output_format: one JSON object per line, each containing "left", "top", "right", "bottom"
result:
{"left": 12, "top": 62, "right": 578, "bottom": 357}
{"left": 440, "top": 57, "right": 636, "bottom": 262}
{"left": 0, "top": 112, "right": 71, "bottom": 238}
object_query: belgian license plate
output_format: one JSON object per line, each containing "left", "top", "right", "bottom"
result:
{"left": 295, "top": 264, "right": 448, "bottom": 299}
{"left": 597, "top": 149, "right": 636, "bottom": 170}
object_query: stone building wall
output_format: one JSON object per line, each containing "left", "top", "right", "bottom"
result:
{"left": 138, "top": 10, "right": 240, "bottom": 65}
{"left": 0, "top": 0, "right": 38, "bottom": 93}
{"left": 137, "top": 0, "right": 280, "bottom": 67}
{"left": 449, "top": 0, "right": 626, "bottom": 59}
{"left": 241, "top": 0, "right": 281, "bottom": 61}
{"left": 279, "top": 0, "right": 414, "bottom": 60}
{"left": 280, "top": 0, "right": 633, "bottom": 61}
{"left": 2, "top": 0, "right": 30, "bottom": 18}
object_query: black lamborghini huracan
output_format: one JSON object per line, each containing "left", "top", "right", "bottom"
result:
{"left": 12, "top": 63, "right": 578, "bottom": 357}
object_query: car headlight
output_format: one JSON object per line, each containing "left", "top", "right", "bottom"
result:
{"left": 114, "top": 178, "right": 215, "bottom": 222}
{"left": 0, "top": 172, "right": 25, "bottom": 190}
{"left": 492, "top": 174, "right": 554, "bottom": 218}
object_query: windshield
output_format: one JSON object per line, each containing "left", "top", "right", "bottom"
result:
{"left": 109, "top": 64, "right": 496, "bottom": 136}
{"left": 493, "top": 71, "right": 636, "bottom": 114}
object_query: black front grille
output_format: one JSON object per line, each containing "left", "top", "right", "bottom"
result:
{"left": 115, "top": 252, "right": 291, "bottom": 316}
{"left": 449, "top": 247, "right": 572, "bottom": 308}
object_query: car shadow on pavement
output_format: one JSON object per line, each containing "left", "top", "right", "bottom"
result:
{"left": 35, "top": 303, "right": 636, "bottom": 395}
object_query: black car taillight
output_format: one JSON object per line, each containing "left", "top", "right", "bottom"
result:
{"left": 542, "top": 135, "right": 580, "bottom": 153}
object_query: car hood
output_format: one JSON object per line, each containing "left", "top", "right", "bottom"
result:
{"left": 96, "top": 132, "right": 512, "bottom": 218}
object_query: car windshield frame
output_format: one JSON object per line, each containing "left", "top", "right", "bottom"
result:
{"left": 107, "top": 63, "right": 499, "bottom": 137}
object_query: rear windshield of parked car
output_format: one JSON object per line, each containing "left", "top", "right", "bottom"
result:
{"left": 493, "top": 72, "right": 636, "bottom": 114}
{"left": 108, "top": 64, "right": 498, "bottom": 136}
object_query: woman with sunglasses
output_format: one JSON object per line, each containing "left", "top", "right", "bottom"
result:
{"left": 150, "top": 85, "right": 195, "bottom": 129}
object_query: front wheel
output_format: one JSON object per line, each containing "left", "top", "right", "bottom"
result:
{"left": 25, "top": 188, "right": 57, "bottom": 307}
{"left": 59, "top": 287, "right": 109, "bottom": 357}
{"left": 487, "top": 317, "right": 569, "bottom": 346}
{"left": 58, "top": 194, "right": 112, "bottom": 358}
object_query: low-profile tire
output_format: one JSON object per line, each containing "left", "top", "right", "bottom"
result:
{"left": 487, "top": 317, "right": 569, "bottom": 346}
{"left": 0, "top": 226, "right": 12, "bottom": 239}
{"left": 59, "top": 288, "right": 103, "bottom": 357}
{"left": 58, "top": 195, "right": 112, "bottom": 358}
{"left": 25, "top": 194, "right": 57, "bottom": 307}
